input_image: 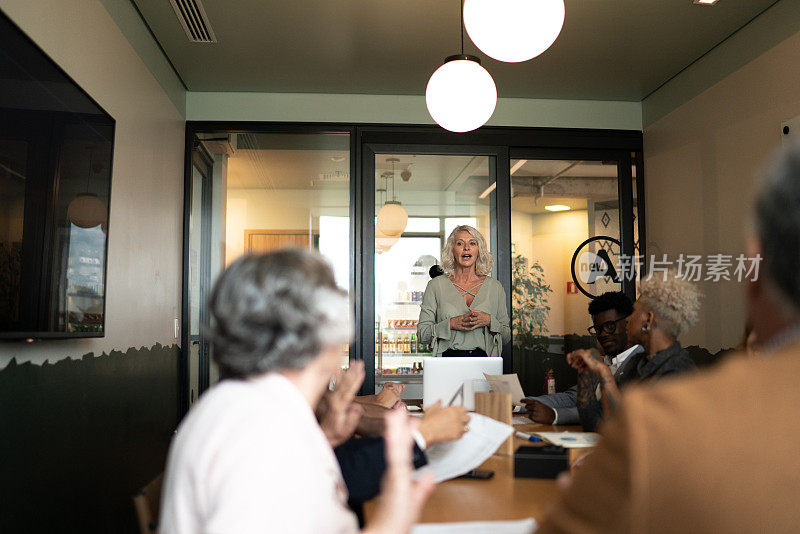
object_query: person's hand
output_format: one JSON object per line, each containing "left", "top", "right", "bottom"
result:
{"left": 375, "top": 382, "right": 406, "bottom": 409}
{"left": 363, "top": 408, "right": 436, "bottom": 534}
{"left": 521, "top": 399, "right": 556, "bottom": 424}
{"left": 317, "top": 361, "right": 365, "bottom": 448}
{"left": 467, "top": 309, "right": 491, "bottom": 330}
{"left": 450, "top": 311, "right": 491, "bottom": 331}
{"left": 567, "top": 348, "right": 612, "bottom": 380}
{"left": 417, "top": 401, "right": 470, "bottom": 446}
{"left": 449, "top": 313, "right": 474, "bottom": 332}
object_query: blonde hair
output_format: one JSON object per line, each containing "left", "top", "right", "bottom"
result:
{"left": 638, "top": 271, "right": 702, "bottom": 338}
{"left": 440, "top": 225, "right": 493, "bottom": 276}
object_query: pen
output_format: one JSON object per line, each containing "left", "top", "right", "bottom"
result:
{"left": 447, "top": 383, "right": 465, "bottom": 407}
{"left": 515, "top": 431, "right": 541, "bottom": 442}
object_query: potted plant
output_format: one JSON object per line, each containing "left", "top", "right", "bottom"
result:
{"left": 511, "top": 245, "right": 552, "bottom": 352}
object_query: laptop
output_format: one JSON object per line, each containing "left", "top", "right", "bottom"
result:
{"left": 422, "top": 357, "right": 503, "bottom": 411}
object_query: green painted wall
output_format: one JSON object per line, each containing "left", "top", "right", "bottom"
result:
{"left": 186, "top": 91, "right": 643, "bottom": 130}
{"left": 0, "top": 344, "right": 180, "bottom": 533}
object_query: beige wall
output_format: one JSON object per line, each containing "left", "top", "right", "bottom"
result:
{"left": 643, "top": 27, "right": 800, "bottom": 351}
{"left": 225, "top": 188, "right": 349, "bottom": 265}
{"left": 0, "top": 0, "right": 185, "bottom": 366}
{"left": 512, "top": 209, "right": 590, "bottom": 336}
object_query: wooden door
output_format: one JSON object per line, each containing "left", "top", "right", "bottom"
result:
{"left": 244, "top": 229, "right": 312, "bottom": 254}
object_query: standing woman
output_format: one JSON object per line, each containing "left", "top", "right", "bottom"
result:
{"left": 417, "top": 225, "right": 511, "bottom": 357}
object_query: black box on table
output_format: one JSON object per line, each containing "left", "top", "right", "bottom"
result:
{"left": 513, "top": 445, "right": 569, "bottom": 479}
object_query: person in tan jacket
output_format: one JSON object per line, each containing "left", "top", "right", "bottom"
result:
{"left": 538, "top": 144, "right": 800, "bottom": 533}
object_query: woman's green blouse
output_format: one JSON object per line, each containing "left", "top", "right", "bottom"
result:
{"left": 417, "top": 275, "right": 511, "bottom": 357}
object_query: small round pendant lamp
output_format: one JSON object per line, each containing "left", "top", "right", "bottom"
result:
{"left": 376, "top": 159, "right": 408, "bottom": 238}
{"left": 67, "top": 193, "right": 107, "bottom": 228}
{"left": 463, "top": 0, "right": 565, "bottom": 63}
{"left": 376, "top": 201, "right": 408, "bottom": 238}
{"left": 375, "top": 226, "right": 401, "bottom": 254}
{"left": 426, "top": 54, "right": 497, "bottom": 133}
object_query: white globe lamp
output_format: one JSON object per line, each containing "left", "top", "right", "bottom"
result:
{"left": 426, "top": 55, "right": 497, "bottom": 133}
{"left": 463, "top": 0, "right": 565, "bottom": 63}
{"left": 376, "top": 200, "right": 408, "bottom": 238}
{"left": 375, "top": 226, "right": 401, "bottom": 254}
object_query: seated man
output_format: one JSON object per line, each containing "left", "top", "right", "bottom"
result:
{"left": 522, "top": 292, "right": 639, "bottom": 425}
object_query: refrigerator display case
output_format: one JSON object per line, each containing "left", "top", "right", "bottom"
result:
{"left": 374, "top": 237, "right": 441, "bottom": 398}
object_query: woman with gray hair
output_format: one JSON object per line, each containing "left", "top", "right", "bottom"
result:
{"left": 417, "top": 225, "right": 511, "bottom": 357}
{"left": 159, "top": 249, "right": 434, "bottom": 534}
{"left": 568, "top": 271, "right": 700, "bottom": 430}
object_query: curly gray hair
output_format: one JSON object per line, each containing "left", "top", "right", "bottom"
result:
{"left": 638, "top": 271, "right": 702, "bottom": 338}
{"left": 440, "top": 225, "right": 493, "bottom": 276}
{"left": 208, "top": 249, "right": 351, "bottom": 378}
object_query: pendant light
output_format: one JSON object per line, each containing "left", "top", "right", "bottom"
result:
{"left": 375, "top": 226, "right": 400, "bottom": 254}
{"left": 376, "top": 158, "right": 408, "bottom": 238}
{"left": 426, "top": 0, "right": 497, "bottom": 133}
{"left": 374, "top": 179, "right": 399, "bottom": 254}
{"left": 463, "top": 0, "right": 565, "bottom": 63}
{"left": 67, "top": 147, "right": 107, "bottom": 229}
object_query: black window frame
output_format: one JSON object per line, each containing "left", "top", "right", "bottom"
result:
{"left": 182, "top": 122, "right": 643, "bottom": 411}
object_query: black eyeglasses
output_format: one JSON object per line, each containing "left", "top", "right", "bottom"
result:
{"left": 587, "top": 317, "right": 627, "bottom": 336}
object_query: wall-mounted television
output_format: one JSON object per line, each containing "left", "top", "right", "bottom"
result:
{"left": 0, "top": 10, "right": 114, "bottom": 339}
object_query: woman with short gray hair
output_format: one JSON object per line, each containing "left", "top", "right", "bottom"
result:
{"left": 159, "top": 249, "right": 433, "bottom": 534}
{"left": 568, "top": 271, "right": 700, "bottom": 431}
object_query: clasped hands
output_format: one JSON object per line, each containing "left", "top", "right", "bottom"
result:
{"left": 450, "top": 309, "right": 491, "bottom": 332}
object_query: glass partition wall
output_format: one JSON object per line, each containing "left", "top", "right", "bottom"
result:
{"left": 182, "top": 129, "right": 353, "bottom": 412}
{"left": 183, "top": 125, "right": 641, "bottom": 412}
{"left": 509, "top": 155, "right": 636, "bottom": 395}
{"left": 372, "top": 153, "right": 495, "bottom": 399}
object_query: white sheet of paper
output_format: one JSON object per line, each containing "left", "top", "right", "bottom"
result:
{"left": 512, "top": 415, "right": 532, "bottom": 425}
{"left": 534, "top": 431, "right": 600, "bottom": 448}
{"left": 414, "top": 413, "right": 513, "bottom": 483}
{"left": 412, "top": 518, "right": 537, "bottom": 534}
{"left": 483, "top": 373, "right": 526, "bottom": 405}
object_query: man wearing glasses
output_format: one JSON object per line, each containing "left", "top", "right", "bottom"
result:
{"left": 522, "top": 292, "right": 642, "bottom": 425}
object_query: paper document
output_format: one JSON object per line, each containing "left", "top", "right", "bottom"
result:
{"left": 483, "top": 373, "right": 526, "bottom": 405}
{"left": 412, "top": 518, "right": 537, "bottom": 534}
{"left": 512, "top": 415, "right": 533, "bottom": 425}
{"left": 415, "top": 413, "right": 513, "bottom": 482}
{"left": 534, "top": 431, "right": 600, "bottom": 448}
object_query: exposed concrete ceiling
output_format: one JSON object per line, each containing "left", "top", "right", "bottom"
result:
{"left": 133, "top": 0, "right": 777, "bottom": 101}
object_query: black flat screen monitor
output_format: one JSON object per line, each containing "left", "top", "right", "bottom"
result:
{"left": 0, "top": 10, "right": 114, "bottom": 339}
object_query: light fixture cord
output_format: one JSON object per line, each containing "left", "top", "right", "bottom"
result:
{"left": 85, "top": 148, "right": 93, "bottom": 192}
{"left": 460, "top": 0, "right": 464, "bottom": 55}
{"left": 391, "top": 160, "right": 396, "bottom": 201}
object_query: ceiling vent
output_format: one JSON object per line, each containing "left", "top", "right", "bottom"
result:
{"left": 169, "top": 0, "right": 217, "bottom": 43}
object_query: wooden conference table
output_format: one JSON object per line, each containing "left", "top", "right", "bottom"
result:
{"left": 365, "top": 420, "right": 588, "bottom": 524}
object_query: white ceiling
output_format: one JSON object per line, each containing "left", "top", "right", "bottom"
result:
{"left": 134, "top": 0, "right": 777, "bottom": 101}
